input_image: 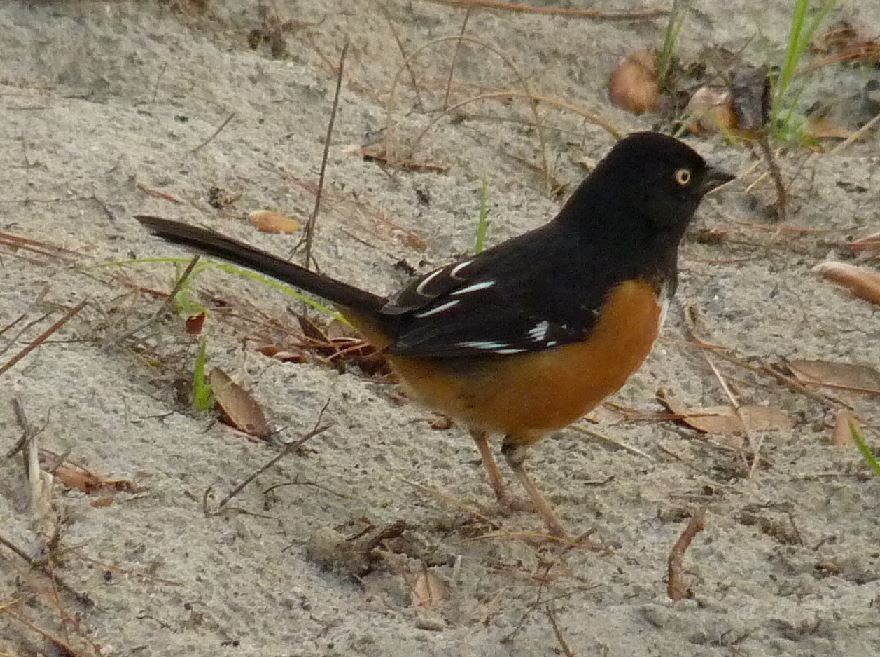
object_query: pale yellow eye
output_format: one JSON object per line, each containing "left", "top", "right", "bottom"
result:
{"left": 674, "top": 168, "right": 692, "bottom": 186}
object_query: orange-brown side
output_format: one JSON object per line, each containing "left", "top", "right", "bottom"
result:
{"left": 343, "top": 279, "right": 662, "bottom": 446}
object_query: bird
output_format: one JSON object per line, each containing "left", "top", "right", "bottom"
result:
{"left": 136, "top": 132, "right": 732, "bottom": 537}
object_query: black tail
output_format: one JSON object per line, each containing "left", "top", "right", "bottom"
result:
{"left": 135, "top": 216, "right": 386, "bottom": 314}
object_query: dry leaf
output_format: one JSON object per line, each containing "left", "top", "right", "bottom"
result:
{"left": 730, "top": 65, "right": 770, "bottom": 132}
{"left": 787, "top": 359, "right": 880, "bottom": 394}
{"left": 429, "top": 414, "right": 454, "bottom": 431}
{"left": 608, "top": 49, "right": 659, "bottom": 115}
{"left": 185, "top": 312, "right": 206, "bottom": 335}
{"left": 809, "top": 21, "right": 880, "bottom": 68}
{"left": 52, "top": 463, "right": 137, "bottom": 494}
{"left": 804, "top": 117, "right": 854, "bottom": 140}
{"left": 811, "top": 21, "right": 861, "bottom": 53}
{"left": 358, "top": 143, "right": 449, "bottom": 173}
{"left": 257, "top": 345, "right": 307, "bottom": 363}
{"left": 684, "top": 87, "right": 737, "bottom": 134}
{"left": 210, "top": 367, "right": 272, "bottom": 439}
{"left": 410, "top": 569, "right": 448, "bottom": 609}
{"left": 91, "top": 496, "right": 116, "bottom": 508}
{"left": 249, "top": 210, "right": 301, "bottom": 234}
{"left": 831, "top": 409, "right": 859, "bottom": 446}
{"left": 849, "top": 229, "right": 880, "bottom": 256}
{"left": 658, "top": 392, "right": 791, "bottom": 434}
{"left": 813, "top": 261, "right": 880, "bottom": 305}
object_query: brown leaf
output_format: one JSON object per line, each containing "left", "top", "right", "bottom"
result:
{"left": 257, "top": 345, "right": 307, "bottom": 363}
{"left": 410, "top": 569, "right": 448, "bottom": 610}
{"left": 248, "top": 210, "right": 301, "bottom": 234}
{"left": 296, "top": 313, "right": 329, "bottom": 342}
{"left": 658, "top": 392, "right": 791, "bottom": 434}
{"left": 52, "top": 463, "right": 138, "bottom": 494}
{"left": 831, "top": 409, "right": 859, "bottom": 446}
{"left": 813, "top": 261, "right": 880, "bottom": 306}
{"left": 811, "top": 21, "right": 861, "bottom": 54}
{"left": 429, "top": 414, "right": 454, "bottom": 431}
{"left": 787, "top": 359, "right": 880, "bottom": 394}
{"left": 91, "top": 496, "right": 116, "bottom": 508}
{"left": 608, "top": 49, "right": 659, "bottom": 115}
{"left": 804, "top": 117, "right": 854, "bottom": 140}
{"left": 849, "top": 229, "right": 880, "bottom": 256}
{"left": 730, "top": 65, "right": 770, "bottom": 132}
{"left": 357, "top": 143, "right": 449, "bottom": 174}
{"left": 684, "top": 87, "right": 737, "bottom": 134}
{"left": 185, "top": 312, "right": 206, "bottom": 335}
{"left": 210, "top": 367, "right": 272, "bottom": 439}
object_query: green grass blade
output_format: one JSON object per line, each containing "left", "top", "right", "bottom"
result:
{"left": 88, "top": 256, "right": 347, "bottom": 324}
{"left": 658, "top": 0, "right": 690, "bottom": 89}
{"left": 772, "top": 0, "right": 837, "bottom": 134}
{"left": 172, "top": 261, "right": 209, "bottom": 318}
{"left": 850, "top": 420, "right": 880, "bottom": 478}
{"left": 192, "top": 335, "right": 213, "bottom": 412}
{"left": 475, "top": 179, "right": 490, "bottom": 254}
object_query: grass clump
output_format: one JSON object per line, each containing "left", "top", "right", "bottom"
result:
{"left": 770, "top": 0, "right": 837, "bottom": 142}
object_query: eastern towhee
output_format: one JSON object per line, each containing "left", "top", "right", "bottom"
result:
{"left": 137, "top": 132, "right": 732, "bottom": 537}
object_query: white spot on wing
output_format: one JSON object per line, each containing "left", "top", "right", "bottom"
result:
{"left": 495, "top": 348, "right": 526, "bottom": 354}
{"left": 457, "top": 341, "right": 509, "bottom": 350}
{"left": 415, "top": 269, "right": 443, "bottom": 297}
{"left": 450, "top": 260, "right": 472, "bottom": 280}
{"left": 546, "top": 341, "right": 558, "bottom": 347}
{"left": 451, "top": 280, "right": 495, "bottom": 296}
{"left": 528, "top": 320, "right": 550, "bottom": 341}
{"left": 414, "top": 299, "right": 460, "bottom": 318}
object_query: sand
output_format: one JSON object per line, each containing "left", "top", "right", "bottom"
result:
{"left": 2, "top": 1, "right": 879, "bottom": 655}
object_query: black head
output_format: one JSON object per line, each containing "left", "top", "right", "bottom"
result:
{"left": 559, "top": 132, "right": 733, "bottom": 242}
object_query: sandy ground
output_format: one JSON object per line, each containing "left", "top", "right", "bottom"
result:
{"left": 2, "top": 1, "right": 880, "bottom": 655}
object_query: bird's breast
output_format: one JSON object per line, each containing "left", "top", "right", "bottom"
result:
{"left": 387, "top": 279, "right": 664, "bottom": 442}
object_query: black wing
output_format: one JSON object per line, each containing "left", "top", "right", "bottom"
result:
{"left": 380, "top": 225, "right": 609, "bottom": 359}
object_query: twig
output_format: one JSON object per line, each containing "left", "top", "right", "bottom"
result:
{"left": 667, "top": 507, "right": 707, "bottom": 601}
{"left": 830, "top": 109, "right": 880, "bottom": 155}
{"left": 443, "top": 9, "right": 471, "bottom": 109}
{"left": 190, "top": 112, "right": 235, "bottom": 153}
{"left": 111, "top": 255, "right": 200, "bottom": 344}
{"left": 757, "top": 133, "right": 786, "bottom": 221}
{"left": 503, "top": 560, "right": 554, "bottom": 643}
{"left": 386, "top": 36, "right": 556, "bottom": 193}
{"left": 0, "top": 534, "right": 84, "bottom": 601}
{"left": 376, "top": 1, "right": 424, "bottom": 111}
{"left": 545, "top": 605, "right": 576, "bottom": 657}
{"left": 207, "top": 400, "right": 332, "bottom": 514}
{"left": 702, "top": 352, "right": 763, "bottom": 477}
{"left": 418, "top": 0, "right": 668, "bottom": 20}
{"left": 2, "top": 610, "right": 86, "bottom": 657}
{"left": 301, "top": 38, "right": 349, "bottom": 270}
{"left": 150, "top": 62, "right": 167, "bottom": 104}
{"left": 7, "top": 396, "right": 41, "bottom": 459}
{"left": 571, "top": 424, "right": 652, "bottom": 459}
{"left": 0, "top": 301, "right": 87, "bottom": 378}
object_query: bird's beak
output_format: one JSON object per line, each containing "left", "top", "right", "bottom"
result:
{"left": 700, "top": 166, "right": 735, "bottom": 195}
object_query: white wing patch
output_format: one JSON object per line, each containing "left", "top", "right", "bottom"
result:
{"left": 414, "top": 299, "right": 460, "bottom": 318}
{"left": 450, "top": 260, "right": 472, "bottom": 280}
{"left": 456, "top": 341, "right": 524, "bottom": 354}
{"left": 457, "top": 341, "right": 509, "bottom": 350}
{"left": 451, "top": 280, "right": 495, "bottom": 296}
{"left": 415, "top": 269, "right": 444, "bottom": 296}
{"left": 528, "top": 320, "right": 550, "bottom": 342}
